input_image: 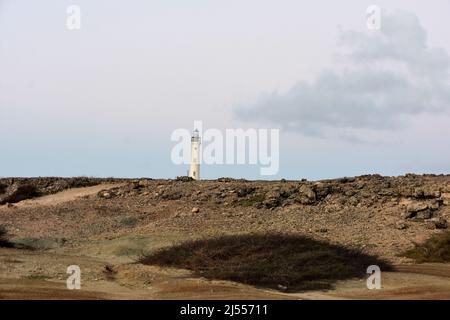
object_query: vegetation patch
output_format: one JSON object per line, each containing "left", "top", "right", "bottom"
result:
{"left": 12, "top": 237, "right": 66, "bottom": 250}
{"left": 119, "top": 216, "right": 139, "bottom": 228}
{"left": 25, "top": 274, "right": 51, "bottom": 281}
{"left": 139, "top": 233, "right": 390, "bottom": 292}
{"left": 401, "top": 231, "right": 450, "bottom": 263}
{"left": 237, "top": 195, "right": 265, "bottom": 207}
{"left": 0, "top": 225, "right": 14, "bottom": 248}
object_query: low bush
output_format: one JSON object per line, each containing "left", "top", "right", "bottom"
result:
{"left": 140, "top": 233, "right": 390, "bottom": 292}
{"left": 401, "top": 232, "right": 450, "bottom": 263}
{"left": 0, "top": 225, "right": 13, "bottom": 248}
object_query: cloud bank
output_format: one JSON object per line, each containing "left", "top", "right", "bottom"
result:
{"left": 235, "top": 10, "right": 450, "bottom": 139}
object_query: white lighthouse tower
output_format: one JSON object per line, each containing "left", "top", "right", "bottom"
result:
{"left": 189, "top": 128, "right": 201, "bottom": 180}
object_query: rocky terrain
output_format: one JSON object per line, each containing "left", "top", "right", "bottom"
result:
{"left": 0, "top": 174, "right": 449, "bottom": 299}
{"left": 94, "top": 174, "right": 449, "bottom": 261}
{"left": 0, "top": 177, "right": 125, "bottom": 205}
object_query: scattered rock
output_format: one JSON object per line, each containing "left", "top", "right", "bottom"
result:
{"left": 431, "top": 217, "right": 448, "bottom": 229}
{"left": 176, "top": 176, "right": 194, "bottom": 182}
{"left": 98, "top": 191, "right": 112, "bottom": 199}
{"left": 416, "top": 210, "right": 432, "bottom": 220}
{"left": 263, "top": 191, "right": 282, "bottom": 208}
{"left": 138, "top": 179, "right": 152, "bottom": 187}
{"left": 347, "top": 197, "right": 359, "bottom": 206}
{"left": 428, "top": 201, "right": 440, "bottom": 211}
{"left": 236, "top": 187, "right": 256, "bottom": 197}
{"left": 191, "top": 207, "right": 200, "bottom": 213}
{"left": 218, "top": 177, "right": 234, "bottom": 182}
{"left": 401, "top": 211, "right": 415, "bottom": 219}
{"left": 0, "top": 184, "right": 40, "bottom": 205}
{"left": 314, "top": 182, "right": 332, "bottom": 199}
{"left": 161, "top": 191, "right": 183, "bottom": 200}
{"left": 441, "top": 193, "right": 450, "bottom": 206}
{"left": 406, "top": 202, "right": 428, "bottom": 214}
{"left": 395, "top": 221, "right": 408, "bottom": 230}
{"left": 296, "top": 185, "right": 316, "bottom": 205}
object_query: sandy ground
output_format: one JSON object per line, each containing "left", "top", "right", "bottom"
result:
{"left": 1, "top": 245, "right": 450, "bottom": 300}
{"left": 1, "top": 182, "right": 450, "bottom": 300}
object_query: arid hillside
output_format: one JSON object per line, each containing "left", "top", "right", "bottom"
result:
{"left": 3, "top": 174, "right": 449, "bottom": 261}
{"left": 0, "top": 174, "right": 450, "bottom": 299}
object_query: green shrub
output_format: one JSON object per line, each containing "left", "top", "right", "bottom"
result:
{"left": 12, "top": 237, "right": 66, "bottom": 250}
{"left": 25, "top": 274, "right": 50, "bottom": 281}
{"left": 237, "top": 195, "right": 265, "bottom": 207}
{"left": 401, "top": 232, "right": 450, "bottom": 263}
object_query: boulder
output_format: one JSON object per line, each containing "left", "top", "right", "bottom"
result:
{"left": 441, "top": 193, "right": 450, "bottom": 206}
{"left": 138, "top": 179, "right": 152, "bottom": 187}
{"left": 416, "top": 210, "right": 432, "bottom": 220}
{"left": 296, "top": 185, "right": 316, "bottom": 205}
{"left": 413, "top": 187, "right": 440, "bottom": 198}
{"left": 263, "top": 191, "right": 282, "bottom": 208}
{"left": 428, "top": 201, "right": 440, "bottom": 211}
{"left": 0, "top": 184, "right": 39, "bottom": 205}
{"left": 401, "top": 201, "right": 431, "bottom": 219}
{"left": 431, "top": 217, "right": 448, "bottom": 229}
{"left": 406, "top": 202, "right": 428, "bottom": 213}
{"left": 313, "top": 182, "right": 332, "bottom": 199}
{"left": 236, "top": 187, "right": 256, "bottom": 197}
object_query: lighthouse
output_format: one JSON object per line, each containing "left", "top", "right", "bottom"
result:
{"left": 189, "top": 128, "right": 201, "bottom": 180}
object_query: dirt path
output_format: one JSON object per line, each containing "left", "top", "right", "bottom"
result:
{"left": 15, "top": 183, "right": 124, "bottom": 207}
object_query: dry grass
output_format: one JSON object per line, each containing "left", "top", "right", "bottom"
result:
{"left": 139, "top": 233, "right": 390, "bottom": 292}
{"left": 401, "top": 231, "right": 450, "bottom": 263}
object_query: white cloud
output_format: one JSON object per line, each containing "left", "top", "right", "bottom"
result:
{"left": 236, "top": 10, "right": 450, "bottom": 140}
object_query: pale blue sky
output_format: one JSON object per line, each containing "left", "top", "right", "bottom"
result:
{"left": 1, "top": 0, "right": 450, "bottom": 179}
